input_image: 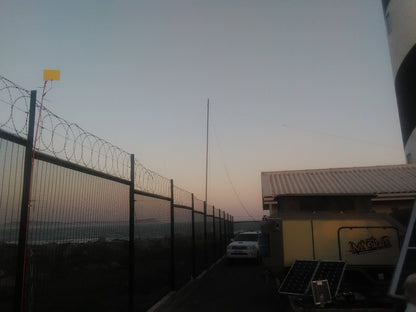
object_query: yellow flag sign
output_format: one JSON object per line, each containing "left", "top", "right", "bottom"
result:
{"left": 43, "top": 70, "right": 60, "bottom": 81}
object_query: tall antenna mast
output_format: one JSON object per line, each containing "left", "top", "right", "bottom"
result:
{"left": 205, "top": 98, "right": 209, "bottom": 204}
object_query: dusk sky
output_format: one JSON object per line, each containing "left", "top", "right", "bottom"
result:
{"left": 1, "top": 0, "right": 405, "bottom": 220}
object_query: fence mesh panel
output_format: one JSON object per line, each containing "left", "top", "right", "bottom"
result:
{"left": 194, "top": 198, "right": 204, "bottom": 213}
{"left": 194, "top": 212, "right": 205, "bottom": 276}
{"left": 0, "top": 139, "right": 25, "bottom": 310}
{"left": 214, "top": 209, "right": 222, "bottom": 258}
{"left": 174, "top": 207, "right": 192, "bottom": 289}
{"left": 173, "top": 186, "right": 192, "bottom": 208}
{"left": 206, "top": 215, "right": 215, "bottom": 265}
{"left": 27, "top": 160, "right": 129, "bottom": 312}
{"left": 134, "top": 194, "right": 171, "bottom": 312}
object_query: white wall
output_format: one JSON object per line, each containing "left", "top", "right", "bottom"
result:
{"left": 385, "top": 0, "right": 416, "bottom": 77}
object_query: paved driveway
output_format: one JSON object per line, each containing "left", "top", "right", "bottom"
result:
{"left": 155, "top": 259, "right": 285, "bottom": 312}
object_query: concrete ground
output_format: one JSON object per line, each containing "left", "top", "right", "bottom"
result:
{"left": 152, "top": 259, "right": 404, "bottom": 312}
{"left": 154, "top": 258, "right": 284, "bottom": 312}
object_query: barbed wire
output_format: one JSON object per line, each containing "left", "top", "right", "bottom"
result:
{"left": 36, "top": 106, "right": 131, "bottom": 180}
{"left": 173, "top": 185, "right": 193, "bottom": 207}
{"left": 214, "top": 207, "right": 222, "bottom": 218}
{"left": 194, "top": 198, "right": 205, "bottom": 213}
{"left": 0, "top": 75, "right": 131, "bottom": 181}
{"left": 206, "top": 205, "right": 214, "bottom": 216}
{"left": 0, "top": 75, "right": 31, "bottom": 137}
{"left": 0, "top": 75, "right": 231, "bottom": 213}
{"left": 134, "top": 160, "right": 171, "bottom": 198}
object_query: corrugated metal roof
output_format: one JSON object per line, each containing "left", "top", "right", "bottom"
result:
{"left": 261, "top": 164, "right": 416, "bottom": 198}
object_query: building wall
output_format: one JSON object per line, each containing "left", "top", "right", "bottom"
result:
{"left": 270, "top": 196, "right": 372, "bottom": 216}
{"left": 270, "top": 195, "right": 413, "bottom": 229}
{"left": 267, "top": 195, "right": 406, "bottom": 266}
{"left": 383, "top": 0, "right": 416, "bottom": 162}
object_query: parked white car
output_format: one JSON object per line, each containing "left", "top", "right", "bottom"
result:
{"left": 226, "top": 232, "right": 260, "bottom": 262}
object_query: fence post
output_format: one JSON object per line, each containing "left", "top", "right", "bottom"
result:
{"left": 212, "top": 206, "right": 216, "bottom": 260}
{"left": 223, "top": 211, "right": 226, "bottom": 253}
{"left": 170, "top": 179, "right": 175, "bottom": 290}
{"left": 191, "top": 194, "right": 195, "bottom": 278}
{"left": 203, "top": 201, "right": 208, "bottom": 268}
{"left": 229, "top": 214, "right": 232, "bottom": 240}
{"left": 222, "top": 211, "right": 227, "bottom": 254}
{"left": 225, "top": 213, "right": 228, "bottom": 242}
{"left": 14, "top": 90, "right": 36, "bottom": 312}
{"left": 129, "top": 154, "right": 135, "bottom": 312}
{"left": 227, "top": 214, "right": 231, "bottom": 241}
{"left": 218, "top": 209, "right": 222, "bottom": 257}
{"left": 224, "top": 213, "right": 227, "bottom": 245}
{"left": 223, "top": 212, "right": 226, "bottom": 252}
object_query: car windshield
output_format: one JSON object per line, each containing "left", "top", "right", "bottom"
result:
{"left": 235, "top": 233, "right": 258, "bottom": 242}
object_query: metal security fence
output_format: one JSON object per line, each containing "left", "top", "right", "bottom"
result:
{"left": 206, "top": 207, "right": 216, "bottom": 266}
{"left": 0, "top": 76, "right": 234, "bottom": 312}
{"left": 0, "top": 137, "right": 25, "bottom": 311}
{"left": 28, "top": 160, "right": 130, "bottom": 312}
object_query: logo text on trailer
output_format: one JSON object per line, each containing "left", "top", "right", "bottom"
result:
{"left": 348, "top": 236, "right": 392, "bottom": 255}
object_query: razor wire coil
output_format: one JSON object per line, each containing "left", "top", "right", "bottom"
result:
{"left": 35, "top": 105, "right": 131, "bottom": 180}
{"left": 0, "top": 75, "right": 220, "bottom": 204}
{"left": 173, "top": 185, "right": 193, "bottom": 208}
{"left": 0, "top": 75, "right": 30, "bottom": 137}
{"left": 134, "top": 160, "right": 171, "bottom": 198}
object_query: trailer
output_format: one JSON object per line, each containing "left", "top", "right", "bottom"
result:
{"left": 261, "top": 213, "right": 404, "bottom": 310}
{"left": 260, "top": 165, "right": 416, "bottom": 310}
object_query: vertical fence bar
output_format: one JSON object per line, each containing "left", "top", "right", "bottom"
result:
{"left": 191, "top": 193, "right": 196, "bottom": 278}
{"left": 226, "top": 214, "right": 228, "bottom": 241}
{"left": 191, "top": 194, "right": 195, "bottom": 277}
{"left": 212, "top": 206, "right": 216, "bottom": 260}
{"left": 218, "top": 209, "right": 222, "bottom": 257}
{"left": 224, "top": 213, "right": 227, "bottom": 244}
{"left": 221, "top": 211, "right": 224, "bottom": 254}
{"left": 129, "top": 154, "right": 135, "bottom": 312}
{"left": 222, "top": 211, "right": 225, "bottom": 252}
{"left": 14, "top": 90, "right": 36, "bottom": 312}
{"left": 203, "top": 201, "right": 208, "bottom": 269}
{"left": 222, "top": 211, "right": 225, "bottom": 253}
{"left": 227, "top": 214, "right": 230, "bottom": 241}
{"left": 224, "top": 212, "right": 227, "bottom": 251}
{"left": 170, "top": 179, "right": 175, "bottom": 290}
{"left": 228, "top": 215, "right": 234, "bottom": 239}
{"left": 229, "top": 214, "right": 231, "bottom": 240}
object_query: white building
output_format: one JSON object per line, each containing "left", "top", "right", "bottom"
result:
{"left": 382, "top": 0, "right": 416, "bottom": 163}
